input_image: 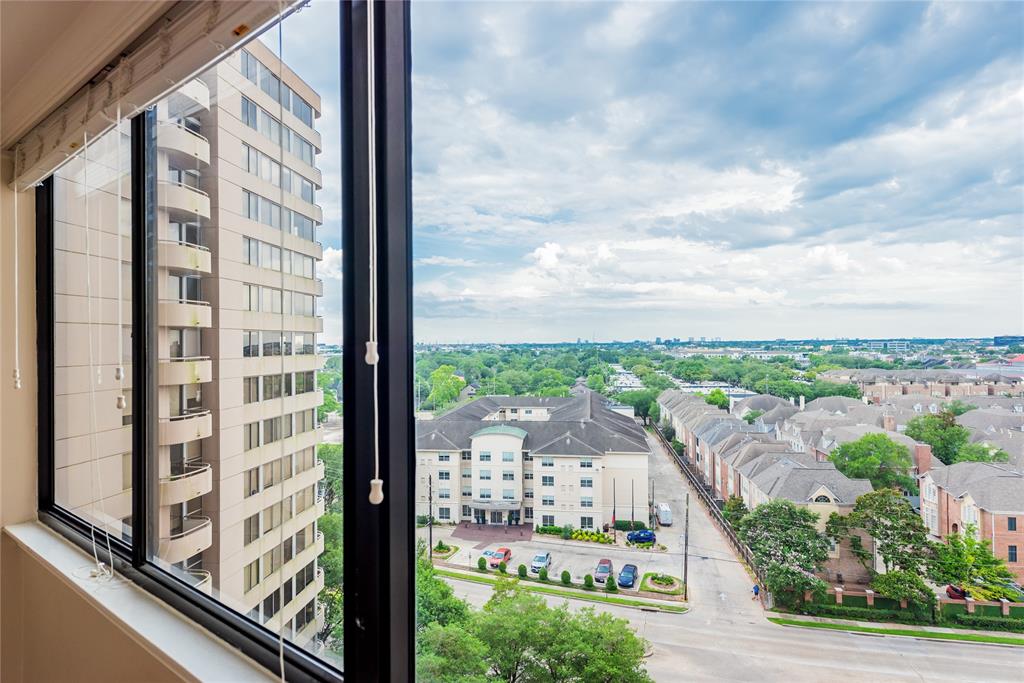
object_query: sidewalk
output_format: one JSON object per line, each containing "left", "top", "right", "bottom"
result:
{"left": 773, "top": 611, "right": 1020, "bottom": 639}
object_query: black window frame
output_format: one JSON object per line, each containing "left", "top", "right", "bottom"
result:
{"left": 34, "top": 2, "right": 413, "bottom": 681}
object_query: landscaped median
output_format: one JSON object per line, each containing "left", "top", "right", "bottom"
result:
{"left": 640, "top": 572, "right": 685, "bottom": 596}
{"left": 768, "top": 617, "right": 1024, "bottom": 646}
{"left": 434, "top": 567, "right": 688, "bottom": 614}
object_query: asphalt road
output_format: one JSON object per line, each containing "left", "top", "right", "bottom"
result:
{"left": 440, "top": 430, "right": 1024, "bottom": 682}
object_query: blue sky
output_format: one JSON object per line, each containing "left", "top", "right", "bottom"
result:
{"left": 280, "top": 1, "right": 1023, "bottom": 344}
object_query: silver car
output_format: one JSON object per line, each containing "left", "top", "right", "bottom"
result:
{"left": 530, "top": 552, "right": 552, "bottom": 573}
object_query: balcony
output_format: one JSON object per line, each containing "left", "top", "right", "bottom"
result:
{"left": 158, "top": 409, "right": 212, "bottom": 446}
{"left": 159, "top": 180, "right": 210, "bottom": 221}
{"left": 158, "top": 239, "right": 211, "bottom": 274}
{"left": 157, "top": 122, "right": 210, "bottom": 168}
{"left": 187, "top": 569, "right": 213, "bottom": 595}
{"left": 158, "top": 299, "right": 212, "bottom": 328}
{"left": 159, "top": 462, "right": 213, "bottom": 505}
{"left": 166, "top": 78, "right": 210, "bottom": 117}
{"left": 158, "top": 356, "right": 212, "bottom": 386}
{"left": 159, "top": 515, "right": 212, "bottom": 565}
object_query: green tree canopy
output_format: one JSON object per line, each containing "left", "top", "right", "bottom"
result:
{"left": 928, "top": 525, "right": 1017, "bottom": 601}
{"left": 904, "top": 411, "right": 969, "bottom": 465}
{"left": 952, "top": 442, "right": 1010, "bottom": 464}
{"left": 427, "top": 365, "right": 467, "bottom": 409}
{"left": 416, "top": 623, "right": 488, "bottom": 683}
{"left": 722, "top": 496, "right": 749, "bottom": 527}
{"left": 737, "top": 499, "right": 830, "bottom": 607}
{"left": 704, "top": 388, "right": 730, "bottom": 410}
{"left": 742, "top": 409, "right": 764, "bottom": 425}
{"left": 826, "top": 488, "right": 931, "bottom": 574}
{"left": 829, "top": 433, "right": 916, "bottom": 492}
{"left": 943, "top": 400, "right": 977, "bottom": 416}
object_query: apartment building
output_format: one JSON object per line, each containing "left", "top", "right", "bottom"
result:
{"left": 53, "top": 39, "right": 326, "bottom": 644}
{"left": 819, "top": 369, "right": 1024, "bottom": 401}
{"left": 415, "top": 394, "right": 650, "bottom": 529}
{"left": 918, "top": 462, "right": 1024, "bottom": 582}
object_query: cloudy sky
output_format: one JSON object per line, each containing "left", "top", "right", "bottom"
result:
{"left": 281, "top": 1, "right": 1023, "bottom": 344}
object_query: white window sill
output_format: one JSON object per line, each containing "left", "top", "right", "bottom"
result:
{"left": 4, "top": 522, "right": 274, "bottom": 682}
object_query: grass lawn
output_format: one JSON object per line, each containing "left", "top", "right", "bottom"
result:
{"left": 768, "top": 618, "right": 1024, "bottom": 646}
{"left": 436, "top": 568, "right": 687, "bottom": 613}
{"left": 640, "top": 572, "right": 685, "bottom": 596}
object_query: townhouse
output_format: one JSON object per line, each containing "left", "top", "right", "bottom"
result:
{"left": 819, "top": 369, "right": 1024, "bottom": 401}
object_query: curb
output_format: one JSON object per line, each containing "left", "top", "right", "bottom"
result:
{"left": 770, "top": 620, "right": 1024, "bottom": 649}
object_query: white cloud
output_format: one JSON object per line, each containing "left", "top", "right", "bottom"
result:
{"left": 415, "top": 256, "right": 480, "bottom": 267}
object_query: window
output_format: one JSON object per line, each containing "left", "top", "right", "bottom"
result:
{"left": 461, "top": 470, "right": 471, "bottom": 479}
{"left": 244, "top": 469, "right": 260, "bottom": 497}
{"left": 542, "top": 515, "right": 555, "bottom": 527}
{"left": 438, "top": 452, "right": 450, "bottom": 462}
{"left": 524, "top": 489, "right": 534, "bottom": 499}
{"left": 243, "top": 377, "right": 260, "bottom": 403}
{"left": 541, "top": 457, "right": 554, "bottom": 467}
{"left": 479, "top": 451, "right": 491, "bottom": 462}
{"left": 479, "top": 489, "right": 491, "bottom": 500}
{"left": 580, "top": 477, "right": 592, "bottom": 488}
{"left": 244, "top": 422, "right": 260, "bottom": 451}
{"left": 461, "top": 505, "right": 471, "bottom": 517}
{"left": 1009, "top": 545, "right": 1018, "bottom": 563}
{"left": 243, "top": 330, "right": 260, "bottom": 357}
{"left": 244, "top": 514, "right": 260, "bottom": 545}
{"left": 461, "top": 486, "right": 471, "bottom": 496}
{"left": 542, "top": 476, "right": 554, "bottom": 487}
{"left": 581, "top": 497, "right": 593, "bottom": 508}
{"left": 580, "top": 458, "right": 592, "bottom": 468}
{"left": 438, "top": 488, "right": 451, "bottom": 499}
{"left": 525, "top": 507, "right": 534, "bottom": 519}
{"left": 479, "top": 470, "right": 491, "bottom": 481}
{"left": 438, "top": 471, "right": 450, "bottom": 480}
{"left": 438, "top": 507, "right": 451, "bottom": 520}
{"left": 524, "top": 472, "right": 533, "bottom": 480}
{"left": 1010, "top": 517, "right": 1018, "bottom": 532}
{"left": 580, "top": 517, "right": 594, "bottom": 530}
{"left": 813, "top": 495, "right": 832, "bottom": 503}
{"left": 502, "top": 489, "right": 515, "bottom": 500}
{"left": 263, "top": 374, "right": 283, "bottom": 400}
{"left": 523, "top": 452, "right": 532, "bottom": 461}
{"left": 542, "top": 496, "right": 555, "bottom": 507}
{"left": 502, "top": 451, "right": 514, "bottom": 462}
{"left": 461, "top": 450, "right": 472, "bottom": 461}
{"left": 502, "top": 471, "right": 515, "bottom": 481}
{"left": 244, "top": 560, "right": 261, "bottom": 593}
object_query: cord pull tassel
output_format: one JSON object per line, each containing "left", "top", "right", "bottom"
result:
{"left": 364, "top": 340, "right": 378, "bottom": 365}
{"left": 12, "top": 369, "right": 21, "bottom": 390}
{"left": 368, "top": 478, "right": 384, "bottom": 505}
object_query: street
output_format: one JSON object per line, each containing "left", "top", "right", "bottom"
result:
{"left": 438, "top": 430, "right": 1024, "bottom": 682}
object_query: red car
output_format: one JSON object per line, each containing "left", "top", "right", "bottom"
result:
{"left": 489, "top": 547, "right": 512, "bottom": 568}
{"left": 946, "top": 584, "right": 969, "bottom": 600}
{"left": 594, "top": 559, "right": 613, "bottom": 583}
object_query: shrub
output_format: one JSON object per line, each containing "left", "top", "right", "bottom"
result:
{"left": 477, "top": 557, "right": 486, "bottom": 571}
{"left": 539, "top": 568, "right": 548, "bottom": 582}
{"left": 561, "top": 570, "right": 571, "bottom": 585}
{"left": 584, "top": 574, "right": 594, "bottom": 589}
{"left": 606, "top": 574, "right": 618, "bottom": 592}
{"left": 951, "top": 614, "right": 1024, "bottom": 632}
{"left": 498, "top": 561, "right": 507, "bottom": 574}
{"left": 652, "top": 574, "right": 674, "bottom": 586}
{"left": 613, "top": 520, "right": 647, "bottom": 531}
{"left": 561, "top": 524, "right": 574, "bottom": 540}
{"left": 434, "top": 540, "right": 450, "bottom": 552}
{"left": 536, "top": 525, "right": 563, "bottom": 536}
{"left": 798, "top": 603, "right": 926, "bottom": 625}
{"left": 662, "top": 425, "right": 675, "bottom": 441}
{"left": 518, "top": 564, "right": 527, "bottom": 578}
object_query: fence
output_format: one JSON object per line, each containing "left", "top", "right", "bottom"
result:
{"left": 652, "top": 424, "right": 765, "bottom": 586}
{"left": 811, "top": 586, "right": 1023, "bottom": 620}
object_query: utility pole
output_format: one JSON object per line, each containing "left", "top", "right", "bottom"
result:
{"left": 683, "top": 492, "right": 690, "bottom": 601}
{"left": 428, "top": 474, "right": 433, "bottom": 559}
{"left": 649, "top": 479, "right": 655, "bottom": 529}
{"left": 612, "top": 479, "right": 617, "bottom": 539}
{"left": 631, "top": 480, "right": 635, "bottom": 529}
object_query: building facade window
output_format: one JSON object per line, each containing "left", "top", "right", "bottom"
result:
{"left": 580, "top": 458, "right": 592, "bottom": 468}
{"left": 542, "top": 515, "right": 555, "bottom": 527}
{"left": 1010, "top": 517, "right": 1018, "bottom": 532}
{"left": 438, "top": 507, "right": 450, "bottom": 520}
{"left": 542, "top": 496, "right": 554, "bottom": 506}
{"left": 479, "top": 470, "right": 491, "bottom": 480}
{"left": 541, "top": 457, "right": 554, "bottom": 467}
{"left": 542, "top": 476, "right": 554, "bottom": 487}
{"left": 479, "top": 489, "right": 491, "bottom": 500}
{"left": 580, "top": 477, "right": 592, "bottom": 488}
{"left": 502, "top": 489, "right": 514, "bottom": 500}
{"left": 502, "top": 451, "right": 514, "bottom": 462}
{"left": 438, "top": 452, "right": 450, "bottom": 462}
{"left": 502, "top": 471, "right": 514, "bottom": 481}
{"left": 438, "top": 470, "right": 450, "bottom": 480}
{"left": 580, "top": 516, "right": 594, "bottom": 530}
{"left": 581, "top": 497, "right": 593, "bottom": 508}
{"left": 479, "top": 451, "right": 491, "bottom": 462}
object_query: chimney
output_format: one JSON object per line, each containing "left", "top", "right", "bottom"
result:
{"left": 914, "top": 443, "right": 933, "bottom": 476}
{"left": 799, "top": 395, "right": 805, "bottom": 410}
{"left": 882, "top": 414, "right": 896, "bottom": 432}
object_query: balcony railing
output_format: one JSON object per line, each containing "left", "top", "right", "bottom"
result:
{"left": 159, "top": 461, "right": 213, "bottom": 505}
{"left": 158, "top": 298, "right": 212, "bottom": 328}
{"left": 159, "top": 514, "right": 212, "bottom": 565}
{"left": 159, "top": 180, "right": 210, "bottom": 220}
{"left": 157, "top": 121, "right": 211, "bottom": 166}
{"left": 187, "top": 569, "right": 212, "bottom": 594}
{"left": 158, "top": 238, "right": 212, "bottom": 274}
{"left": 158, "top": 408, "right": 212, "bottom": 445}
{"left": 158, "top": 355, "right": 212, "bottom": 385}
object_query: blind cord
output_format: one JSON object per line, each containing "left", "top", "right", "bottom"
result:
{"left": 12, "top": 145, "right": 21, "bottom": 390}
{"left": 366, "top": 0, "right": 384, "bottom": 507}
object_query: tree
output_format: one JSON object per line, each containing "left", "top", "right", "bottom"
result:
{"left": 829, "top": 433, "right": 916, "bottom": 492}
{"left": 416, "top": 550, "right": 470, "bottom": 630}
{"left": 319, "top": 511, "right": 344, "bottom": 587}
{"left": 704, "top": 388, "right": 730, "bottom": 410}
{"left": 826, "top": 489, "right": 931, "bottom": 574}
{"left": 722, "top": 496, "right": 749, "bottom": 528}
{"left": 317, "top": 586, "right": 344, "bottom": 653}
{"left": 905, "top": 411, "right": 969, "bottom": 465}
{"left": 953, "top": 442, "right": 1010, "bottom": 464}
{"left": 416, "top": 622, "right": 489, "bottom": 683}
{"left": 427, "top": 365, "right": 467, "bottom": 409}
{"left": 928, "top": 525, "right": 1017, "bottom": 601}
{"left": 615, "top": 389, "right": 659, "bottom": 424}
{"left": 318, "top": 443, "right": 343, "bottom": 511}
{"left": 737, "top": 500, "right": 830, "bottom": 607}
{"left": 742, "top": 409, "right": 764, "bottom": 425}
{"left": 318, "top": 387, "right": 341, "bottom": 422}
{"left": 943, "top": 400, "right": 977, "bottom": 416}
{"left": 648, "top": 401, "right": 660, "bottom": 425}
{"left": 586, "top": 373, "right": 606, "bottom": 393}
{"left": 869, "top": 570, "right": 934, "bottom": 613}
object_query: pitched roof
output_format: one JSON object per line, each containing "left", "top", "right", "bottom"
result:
{"left": 926, "top": 462, "right": 1024, "bottom": 512}
{"left": 745, "top": 457, "right": 872, "bottom": 504}
{"left": 417, "top": 393, "right": 649, "bottom": 457}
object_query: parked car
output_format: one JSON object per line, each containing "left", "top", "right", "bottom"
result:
{"left": 594, "top": 559, "right": 613, "bottom": 583}
{"left": 618, "top": 564, "right": 638, "bottom": 588}
{"left": 531, "top": 552, "right": 552, "bottom": 573}
{"left": 1003, "top": 582, "right": 1024, "bottom": 602}
{"left": 489, "top": 547, "right": 512, "bottom": 568}
{"left": 627, "top": 529, "right": 656, "bottom": 544}
{"left": 655, "top": 503, "right": 672, "bottom": 526}
{"left": 946, "top": 584, "right": 969, "bottom": 600}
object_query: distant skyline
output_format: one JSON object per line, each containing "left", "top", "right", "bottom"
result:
{"left": 281, "top": 1, "right": 1024, "bottom": 345}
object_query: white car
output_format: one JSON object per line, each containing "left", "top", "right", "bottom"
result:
{"left": 530, "top": 552, "right": 552, "bottom": 573}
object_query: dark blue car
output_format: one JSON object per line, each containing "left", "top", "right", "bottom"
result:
{"left": 618, "top": 564, "right": 638, "bottom": 588}
{"left": 627, "top": 529, "right": 656, "bottom": 544}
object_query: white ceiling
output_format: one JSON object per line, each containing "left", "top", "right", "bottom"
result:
{"left": 1, "top": 0, "right": 174, "bottom": 149}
